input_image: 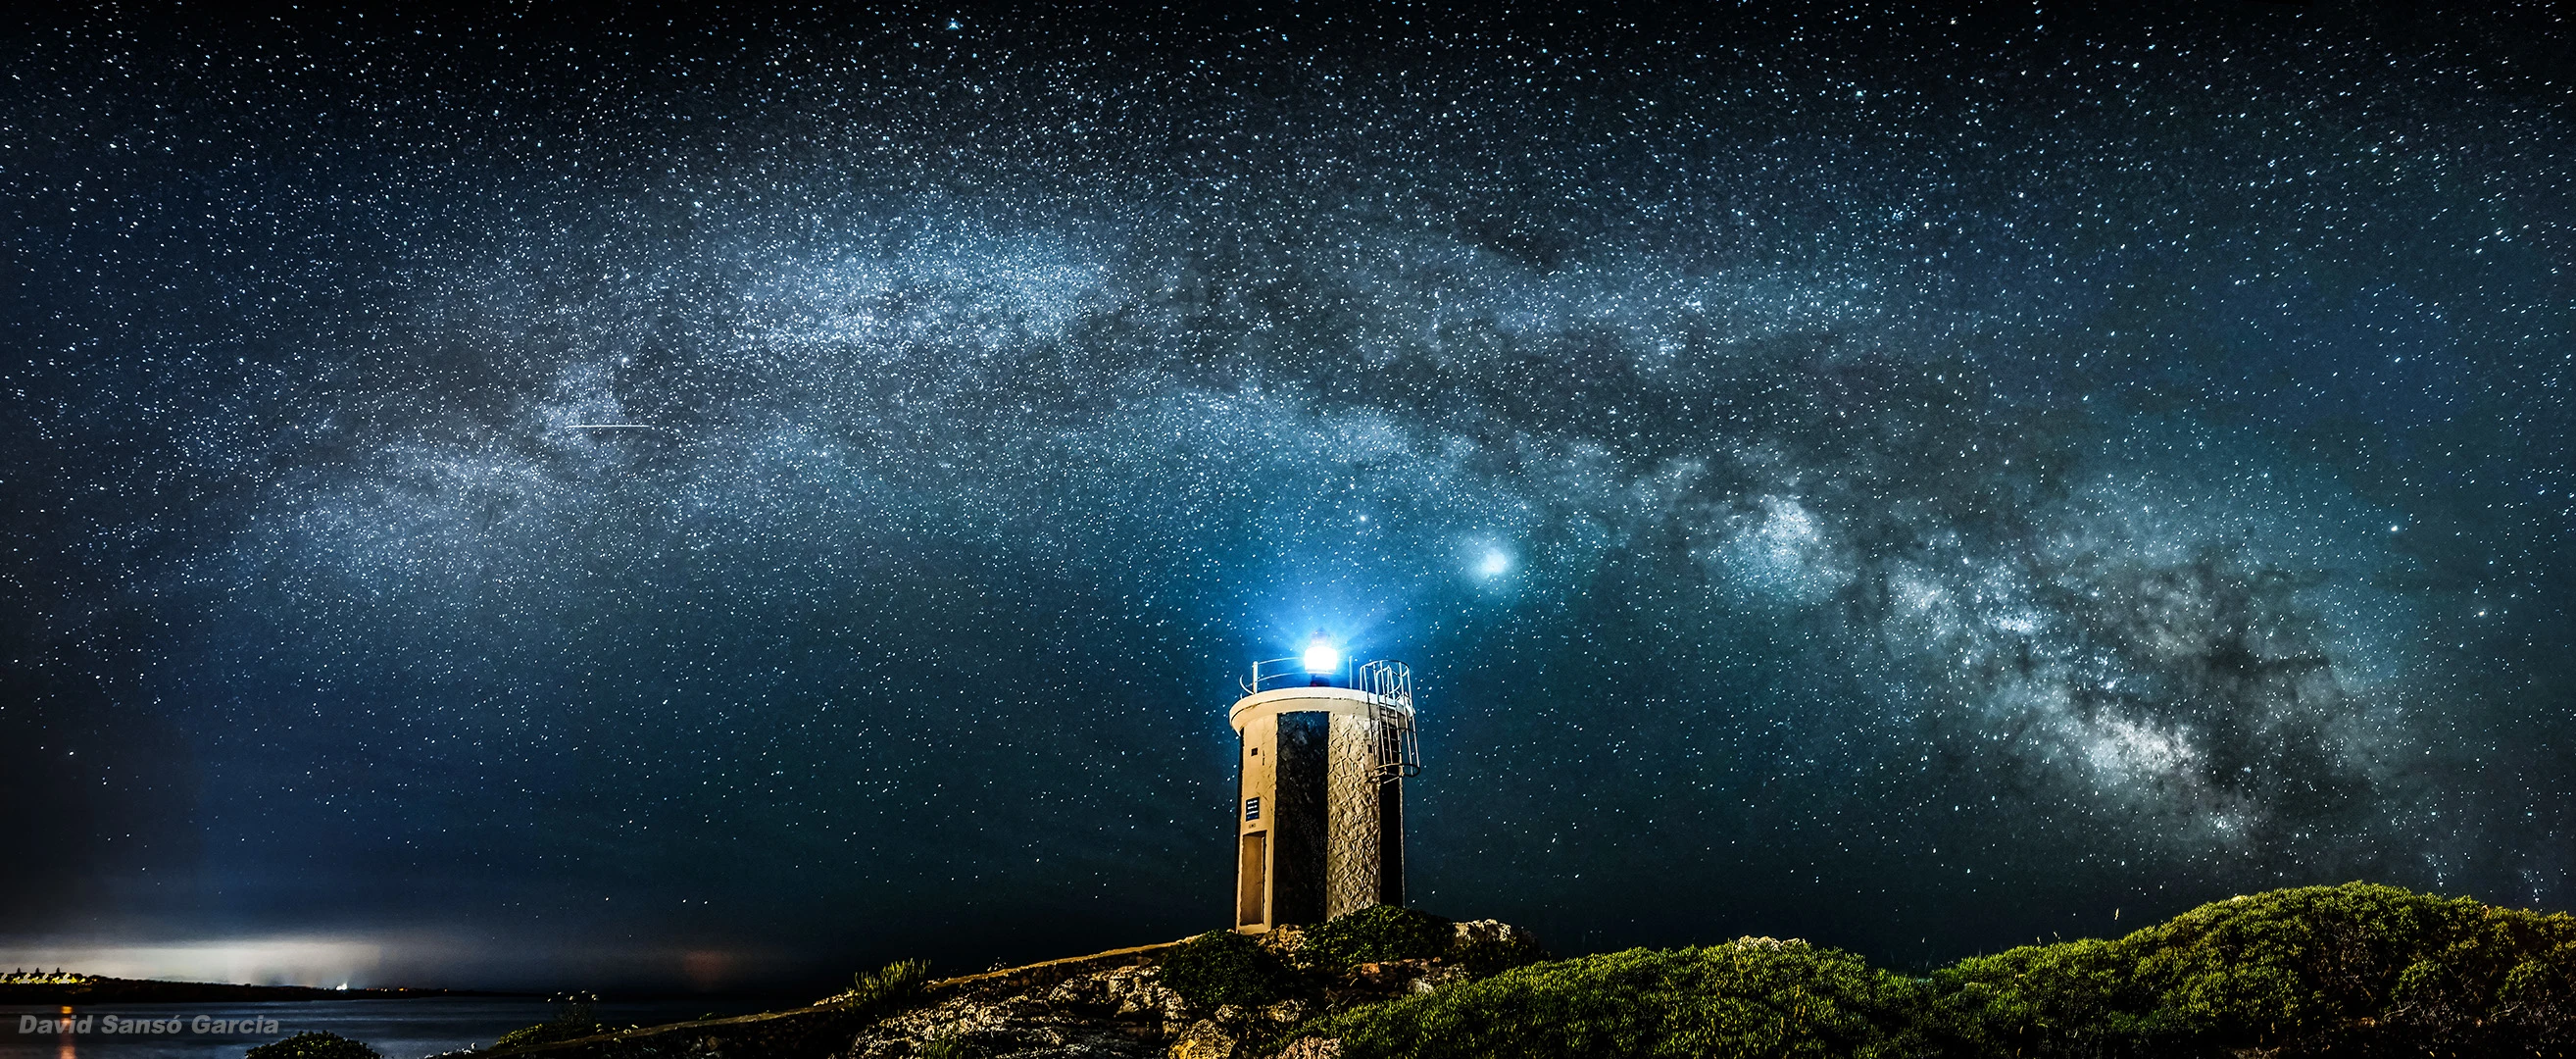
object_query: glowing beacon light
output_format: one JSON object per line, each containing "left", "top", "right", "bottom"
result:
{"left": 1227, "top": 646, "right": 1423, "bottom": 933}
{"left": 1301, "top": 633, "right": 1342, "bottom": 676}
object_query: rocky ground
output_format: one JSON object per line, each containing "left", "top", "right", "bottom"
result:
{"left": 843, "top": 959, "right": 1184, "bottom": 1059}
{"left": 471, "top": 920, "right": 1534, "bottom": 1059}
{"left": 842, "top": 922, "right": 1528, "bottom": 1059}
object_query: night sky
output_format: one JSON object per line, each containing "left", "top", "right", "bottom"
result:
{"left": 5, "top": 4, "right": 2572, "bottom": 992}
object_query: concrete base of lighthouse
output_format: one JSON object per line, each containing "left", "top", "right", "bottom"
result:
{"left": 1229, "top": 686, "right": 1405, "bottom": 933}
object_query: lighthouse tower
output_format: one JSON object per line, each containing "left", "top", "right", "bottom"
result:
{"left": 1228, "top": 635, "right": 1421, "bottom": 933}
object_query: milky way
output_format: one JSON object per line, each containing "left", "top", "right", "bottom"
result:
{"left": 4, "top": 7, "right": 2572, "bottom": 988}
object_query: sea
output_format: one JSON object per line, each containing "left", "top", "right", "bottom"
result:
{"left": 0, "top": 998, "right": 782, "bottom": 1059}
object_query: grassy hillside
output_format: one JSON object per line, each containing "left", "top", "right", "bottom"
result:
{"left": 1284, "top": 883, "right": 2576, "bottom": 1058}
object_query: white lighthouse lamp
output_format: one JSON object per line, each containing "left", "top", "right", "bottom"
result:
{"left": 1300, "top": 633, "right": 1343, "bottom": 685}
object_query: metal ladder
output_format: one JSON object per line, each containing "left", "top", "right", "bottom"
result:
{"left": 1358, "top": 659, "right": 1422, "bottom": 782}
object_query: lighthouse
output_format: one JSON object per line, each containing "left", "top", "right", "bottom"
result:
{"left": 1228, "top": 634, "right": 1421, "bottom": 933}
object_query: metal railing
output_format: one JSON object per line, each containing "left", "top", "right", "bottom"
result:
{"left": 1238, "top": 657, "right": 1421, "bottom": 782}
{"left": 1242, "top": 655, "right": 1348, "bottom": 695}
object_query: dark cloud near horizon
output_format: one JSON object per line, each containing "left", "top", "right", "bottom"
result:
{"left": 3, "top": 4, "right": 2571, "bottom": 989}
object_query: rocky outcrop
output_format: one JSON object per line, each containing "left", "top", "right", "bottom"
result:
{"left": 838, "top": 959, "right": 1326, "bottom": 1058}
{"left": 480, "top": 914, "right": 1541, "bottom": 1059}
{"left": 845, "top": 961, "right": 1188, "bottom": 1059}
{"left": 835, "top": 919, "right": 1536, "bottom": 1059}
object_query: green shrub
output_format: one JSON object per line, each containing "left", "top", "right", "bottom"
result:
{"left": 1160, "top": 930, "right": 1293, "bottom": 1011}
{"left": 244, "top": 1032, "right": 382, "bottom": 1059}
{"left": 1283, "top": 883, "right": 2576, "bottom": 1059}
{"left": 1289, "top": 938, "right": 1942, "bottom": 1059}
{"left": 835, "top": 958, "right": 931, "bottom": 1010}
{"left": 1930, "top": 882, "right": 2576, "bottom": 1056}
{"left": 1302, "top": 905, "right": 1455, "bottom": 972}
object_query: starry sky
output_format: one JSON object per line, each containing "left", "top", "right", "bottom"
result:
{"left": 4, "top": 4, "right": 2572, "bottom": 991}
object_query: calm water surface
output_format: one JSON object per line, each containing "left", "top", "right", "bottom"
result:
{"left": 1, "top": 998, "right": 777, "bottom": 1059}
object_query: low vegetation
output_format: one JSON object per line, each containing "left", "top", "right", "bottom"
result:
{"left": 491, "top": 993, "right": 610, "bottom": 1050}
{"left": 244, "top": 1032, "right": 384, "bottom": 1059}
{"left": 483, "top": 961, "right": 934, "bottom": 1059}
{"left": 459, "top": 884, "right": 2570, "bottom": 1059}
{"left": 1278, "top": 883, "right": 2576, "bottom": 1059}
{"left": 912, "top": 1030, "right": 971, "bottom": 1059}
{"left": 828, "top": 958, "right": 932, "bottom": 1013}
{"left": 1927, "top": 882, "right": 2576, "bottom": 1056}
{"left": 1289, "top": 937, "right": 1938, "bottom": 1059}
{"left": 1300, "top": 904, "right": 1457, "bottom": 970}
{"left": 1160, "top": 929, "right": 1298, "bottom": 1010}
{"left": 1160, "top": 903, "right": 1550, "bottom": 1018}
